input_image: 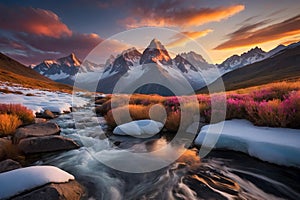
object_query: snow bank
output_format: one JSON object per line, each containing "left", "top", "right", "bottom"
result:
{"left": 0, "top": 166, "right": 74, "bottom": 199}
{"left": 195, "top": 119, "right": 300, "bottom": 168}
{"left": 0, "top": 82, "right": 88, "bottom": 114}
{"left": 113, "top": 120, "right": 163, "bottom": 136}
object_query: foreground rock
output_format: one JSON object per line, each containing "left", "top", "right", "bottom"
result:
{"left": 0, "top": 159, "right": 21, "bottom": 173}
{"left": 18, "top": 135, "right": 79, "bottom": 154}
{"left": 0, "top": 138, "right": 11, "bottom": 161}
{"left": 0, "top": 139, "right": 20, "bottom": 162}
{"left": 12, "top": 180, "right": 84, "bottom": 200}
{"left": 113, "top": 120, "right": 164, "bottom": 136}
{"left": 13, "top": 122, "right": 60, "bottom": 144}
{"left": 36, "top": 109, "right": 56, "bottom": 119}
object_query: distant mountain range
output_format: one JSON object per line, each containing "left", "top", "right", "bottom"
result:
{"left": 217, "top": 45, "right": 286, "bottom": 73}
{"left": 31, "top": 39, "right": 300, "bottom": 95}
{"left": 198, "top": 41, "right": 300, "bottom": 93}
{"left": 86, "top": 39, "right": 217, "bottom": 95}
{"left": 0, "top": 53, "right": 73, "bottom": 92}
{"left": 32, "top": 53, "right": 100, "bottom": 85}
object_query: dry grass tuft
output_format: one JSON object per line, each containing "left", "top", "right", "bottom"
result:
{"left": 0, "top": 114, "right": 22, "bottom": 136}
{"left": 0, "top": 104, "right": 34, "bottom": 125}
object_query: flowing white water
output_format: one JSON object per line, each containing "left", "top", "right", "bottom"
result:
{"left": 35, "top": 107, "right": 300, "bottom": 200}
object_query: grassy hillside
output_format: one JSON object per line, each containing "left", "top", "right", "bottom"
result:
{"left": 0, "top": 53, "right": 73, "bottom": 93}
{"left": 198, "top": 45, "right": 300, "bottom": 93}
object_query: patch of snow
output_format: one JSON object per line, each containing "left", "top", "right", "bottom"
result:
{"left": 113, "top": 120, "right": 164, "bottom": 136}
{"left": 47, "top": 71, "right": 70, "bottom": 80}
{"left": 147, "top": 38, "right": 167, "bottom": 51}
{"left": 180, "top": 51, "right": 207, "bottom": 64}
{"left": 0, "top": 82, "right": 88, "bottom": 114}
{"left": 0, "top": 166, "right": 74, "bottom": 199}
{"left": 195, "top": 119, "right": 300, "bottom": 168}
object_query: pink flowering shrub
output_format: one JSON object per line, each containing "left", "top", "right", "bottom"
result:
{"left": 226, "top": 98, "right": 247, "bottom": 119}
{"left": 281, "top": 91, "right": 300, "bottom": 128}
{"left": 244, "top": 90, "right": 300, "bottom": 128}
{"left": 101, "top": 81, "right": 300, "bottom": 130}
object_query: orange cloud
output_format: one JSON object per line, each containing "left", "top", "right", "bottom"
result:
{"left": 214, "top": 14, "right": 300, "bottom": 50}
{"left": 166, "top": 29, "right": 213, "bottom": 48}
{"left": 120, "top": 4, "right": 245, "bottom": 28}
{"left": 0, "top": 5, "right": 72, "bottom": 38}
{"left": 281, "top": 37, "right": 300, "bottom": 46}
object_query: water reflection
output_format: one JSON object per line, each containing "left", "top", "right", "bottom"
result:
{"left": 35, "top": 110, "right": 300, "bottom": 199}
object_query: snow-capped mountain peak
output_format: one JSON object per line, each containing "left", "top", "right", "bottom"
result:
{"left": 218, "top": 46, "right": 267, "bottom": 72}
{"left": 93, "top": 39, "right": 220, "bottom": 94}
{"left": 121, "top": 47, "right": 141, "bottom": 61}
{"left": 33, "top": 53, "right": 97, "bottom": 84}
{"left": 148, "top": 38, "right": 167, "bottom": 51}
{"left": 267, "top": 44, "right": 286, "bottom": 57}
{"left": 241, "top": 47, "right": 265, "bottom": 57}
{"left": 104, "top": 55, "right": 116, "bottom": 67}
{"left": 57, "top": 53, "right": 81, "bottom": 67}
{"left": 140, "top": 38, "right": 172, "bottom": 65}
{"left": 102, "top": 47, "right": 141, "bottom": 75}
{"left": 180, "top": 51, "right": 207, "bottom": 64}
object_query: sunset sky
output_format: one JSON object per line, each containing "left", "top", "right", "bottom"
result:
{"left": 0, "top": 0, "right": 299, "bottom": 65}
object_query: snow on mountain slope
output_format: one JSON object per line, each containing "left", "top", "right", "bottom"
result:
{"left": 217, "top": 44, "right": 288, "bottom": 74}
{"left": 140, "top": 39, "right": 172, "bottom": 65}
{"left": 217, "top": 47, "right": 267, "bottom": 73}
{"left": 175, "top": 52, "right": 219, "bottom": 89}
{"left": 266, "top": 44, "right": 286, "bottom": 58}
{"left": 180, "top": 51, "right": 208, "bottom": 68}
{"left": 33, "top": 53, "right": 101, "bottom": 85}
{"left": 75, "top": 39, "right": 221, "bottom": 94}
{"left": 33, "top": 53, "right": 81, "bottom": 82}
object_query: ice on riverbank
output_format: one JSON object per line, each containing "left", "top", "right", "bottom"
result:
{"left": 195, "top": 119, "right": 300, "bottom": 168}
{"left": 0, "top": 166, "right": 74, "bottom": 199}
{"left": 0, "top": 82, "right": 88, "bottom": 114}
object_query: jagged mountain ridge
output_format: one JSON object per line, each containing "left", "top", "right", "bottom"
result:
{"left": 33, "top": 53, "right": 100, "bottom": 85}
{"left": 217, "top": 44, "right": 287, "bottom": 73}
{"left": 33, "top": 39, "right": 298, "bottom": 95}
{"left": 198, "top": 43, "right": 300, "bottom": 93}
{"left": 0, "top": 52, "right": 73, "bottom": 92}
{"left": 93, "top": 39, "right": 217, "bottom": 95}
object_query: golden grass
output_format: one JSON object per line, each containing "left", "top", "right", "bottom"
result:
{"left": 231, "top": 80, "right": 300, "bottom": 94}
{"left": 0, "top": 69, "right": 74, "bottom": 93}
{"left": 0, "top": 114, "right": 22, "bottom": 136}
{"left": 0, "top": 104, "right": 35, "bottom": 125}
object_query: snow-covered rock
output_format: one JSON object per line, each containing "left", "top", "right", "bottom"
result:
{"left": 195, "top": 120, "right": 300, "bottom": 168}
{"left": 113, "top": 120, "right": 164, "bottom": 136}
{"left": 0, "top": 166, "right": 74, "bottom": 199}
